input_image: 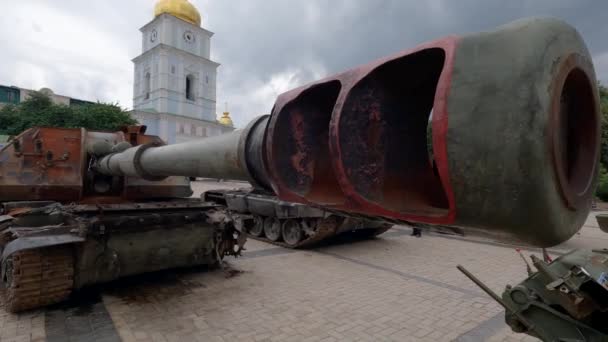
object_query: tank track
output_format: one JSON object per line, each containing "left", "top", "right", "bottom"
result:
{"left": 248, "top": 216, "right": 341, "bottom": 249}
{"left": 204, "top": 189, "right": 391, "bottom": 249}
{"left": 2, "top": 245, "right": 74, "bottom": 312}
{"left": 247, "top": 216, "right": 390, "bottom": 249}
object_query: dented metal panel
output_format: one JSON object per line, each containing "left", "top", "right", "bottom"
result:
{"left": 0, "top": 127, "right": 85, "bottom": 201}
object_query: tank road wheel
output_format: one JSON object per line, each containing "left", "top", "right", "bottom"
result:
{"left": 281, "top": 219, "right": 304, "bottom": 247}
{"left": 249, "top": 216, "right": 265, "bottom": 237}
{"left": 2, "top": 246, "right": 74, "bottom": 312}
{"left": 263, "top": 217, "right": 282, "bottom": 242}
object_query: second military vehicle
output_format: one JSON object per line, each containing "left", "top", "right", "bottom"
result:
{"left": 205, "top": 186, "right": 391, "bottom": 248}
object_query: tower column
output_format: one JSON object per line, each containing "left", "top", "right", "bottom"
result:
{"left": 131, "top": 0, "right": 233, "bottom": 143}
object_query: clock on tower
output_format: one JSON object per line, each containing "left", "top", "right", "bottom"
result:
{"left": 133, "top": 0, "right": 219, "bottom": 125}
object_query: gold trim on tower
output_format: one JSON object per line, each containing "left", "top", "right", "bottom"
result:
{"left": 154, "top": 0, "right": 202, "bottom": 26}
{"left": 219, "top": 112, "right": 234, "bottom": 127}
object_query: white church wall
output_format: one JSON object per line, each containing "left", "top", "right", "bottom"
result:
{"left": 132, "top": 110, "right": 232, "bottom": 145}
{"left": 134, "top": 43, "right": 218, "bottom": 121}
{"left": 132, "top": 7, "right": 232, "bottom": 145}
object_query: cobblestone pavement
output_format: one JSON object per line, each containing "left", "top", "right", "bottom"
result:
{"left": 1, "top": 183, "right": 606, "bottom": 341}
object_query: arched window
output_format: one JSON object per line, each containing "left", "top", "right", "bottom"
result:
{"left": 186, "top": 75, "right": 195, "bottom": 100}
{"left": 144, "top": 72, "right": 151, "bottom": 99}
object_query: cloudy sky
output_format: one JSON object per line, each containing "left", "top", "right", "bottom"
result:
{"left": 0, "top": 0, "right": 606, "bottom": 127}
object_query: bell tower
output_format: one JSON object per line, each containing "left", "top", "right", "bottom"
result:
{"left": 132, "top": 0, "right": 219, "bottom": 122}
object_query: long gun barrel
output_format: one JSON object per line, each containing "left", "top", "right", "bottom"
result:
{"left": 96, "top": 17, "right": 601, "bottom": 247}
{"left": 95, "top": 115, "right": 271, "bottom": 188}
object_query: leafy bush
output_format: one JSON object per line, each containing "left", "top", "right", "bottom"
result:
{"left": 0, "top": 91, "right": 135, "bottom": 136}
{"left": 596, "top": 165, "right": 608, "bottom": 202}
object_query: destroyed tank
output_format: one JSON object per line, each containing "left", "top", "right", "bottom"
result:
{"left": 1, "top": 16, "right": 601, "bottom": 316}
{"left": 459, "top": 245, "right": 608, "bottom": 341}
{"left": 453, "top": 216, "right": 608, "bottom": 341}
{"left": 0, "top": 126, "right": 246, "bottom": 312}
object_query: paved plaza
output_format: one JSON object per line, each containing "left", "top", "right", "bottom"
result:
{"left": 1, "top": 182, "right": 606, "bottom": 341}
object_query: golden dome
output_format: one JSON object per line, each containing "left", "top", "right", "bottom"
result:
{"left": 219, "top": 112, "right": 234, "bottom": 127}
{"left": 154, "top": 0, "right": 201, "bottom": 27}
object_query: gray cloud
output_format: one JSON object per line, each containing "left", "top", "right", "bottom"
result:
{"left": 0, "top": 0, "right": 606, "bottom": 127}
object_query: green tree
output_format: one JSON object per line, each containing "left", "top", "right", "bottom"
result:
{"left": 600, "top": 84, "right": 608, "bottom": 169}
{"left": 597, "top": 164, "right": 608, "bottom": 202}
{"left": 71, "top": 102, "right": 136, "bottom": 131}
{"left": 0, "top": 91, "right": 136, "bottom": 136}
{"left": 595, "top": 83, "right": 608, "bottom": 200}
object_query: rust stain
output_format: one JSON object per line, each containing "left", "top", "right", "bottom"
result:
{"left": 7, "top": 207, "right": 32, "bottom": 217}
{"left": 0, "top": 125, "right": 181, "bottom": 204}
{"left": 590, "top": 255, "right": 608, "bottom": 265}
{"left": 289, "top": 111, "right": 313, "bottom": 186}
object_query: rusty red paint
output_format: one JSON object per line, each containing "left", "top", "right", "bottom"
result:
{"left": 265, "top": 80, "right": 345, "bottom": 206}
{"left": 265, "top": 36, "right": 459, "bottom": 224}
{"left": 289, "top": 110, "right": 313, "bottom": 185}
{"left": 0, "top": 128, "right": 84, "bottom": 201}
{"left": 0, "top": 126, "right": 184, "bottom": 204}
{"left": 7, "top": 207, "right": 32, "bottom": 217}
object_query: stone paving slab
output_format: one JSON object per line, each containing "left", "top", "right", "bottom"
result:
{"left": 6, "top": 215, "right": 607, "bottom": 341}
{"left": 100, "top": 230, "right": 536, "bottom": 342}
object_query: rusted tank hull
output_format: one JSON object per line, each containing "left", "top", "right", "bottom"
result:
{"left": 0, "top": 200, "right": 242, "bottom": 312}
{"left": 73, "top": 219, "right": 217, "bottom": 288}
{"left": 0, "top": 127, "right": 193, "bottom": 202}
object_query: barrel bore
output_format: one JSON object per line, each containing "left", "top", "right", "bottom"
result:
{"left": 552, "top": 66, "right": 599, "bottom": 209}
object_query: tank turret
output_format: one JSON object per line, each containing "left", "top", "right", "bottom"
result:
{"left": 93, "top": 17, "right": 601, "bottom": 248}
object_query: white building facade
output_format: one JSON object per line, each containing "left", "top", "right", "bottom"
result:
{"left": 132, "top": 1, "right": 233, "bottom": 144}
